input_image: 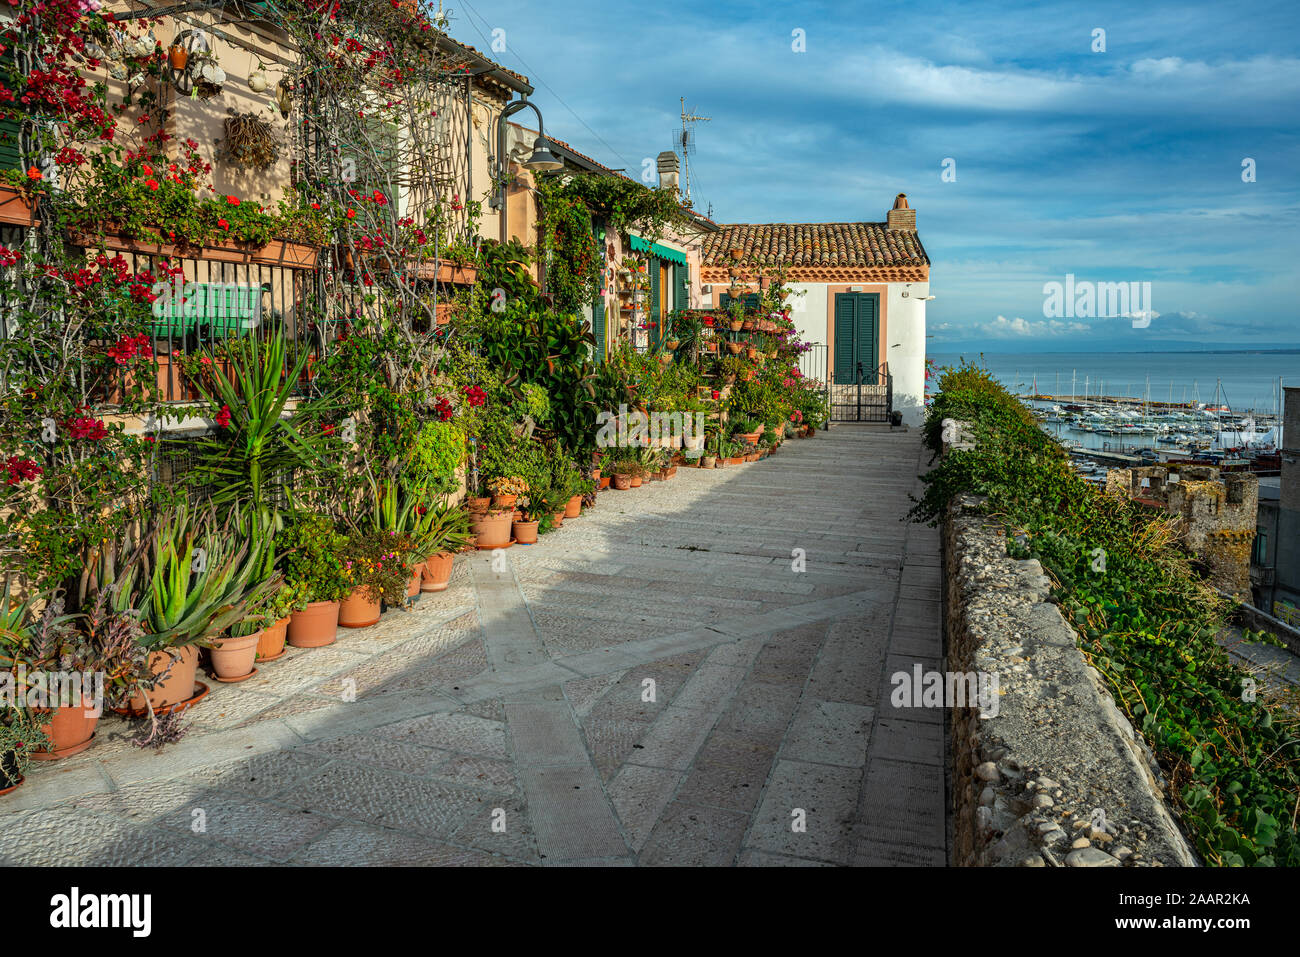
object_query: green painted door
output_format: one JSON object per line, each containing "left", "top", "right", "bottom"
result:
{"left": 832, "top": 293, "right": 878, "bottom": 384}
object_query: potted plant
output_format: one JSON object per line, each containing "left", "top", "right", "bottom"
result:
{"left": 279, "top": 514, "right": 350, "bottom": 647}
{"left": 415, "top": 504, "right": 474, "bottom": 592}
{"left": 116, "top": 508, "right": 274, "bottom": 713}
{"left": 0, "top": 707, "right": 49, "bottom": 796}
{"left": 0, "top": 586, "right": 99, "bottom": 760}
{"left": 487, "top": 475, "right": 527, "bottom": 509}
{"left": 258, "top": 583, "right": 305, "bottom": 661}
{"left": 339, "top": 530, "right": 411, "bottom": 627}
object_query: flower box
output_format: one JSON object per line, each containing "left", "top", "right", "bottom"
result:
{"left": 252, "top": 240, "right": 322, "bottom": 269}
{"left": 0, "top": 185, "right": 37, "bottom": 227}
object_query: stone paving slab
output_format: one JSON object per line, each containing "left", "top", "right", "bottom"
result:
{"left": 1, "top": 426, "right": 946, "bottom": 866}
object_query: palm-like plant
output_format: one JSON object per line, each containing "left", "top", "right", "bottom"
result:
{"left": 186, "top": 330, "right": 343, "bottom": 514}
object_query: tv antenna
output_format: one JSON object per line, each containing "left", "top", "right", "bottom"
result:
{"left": 674, "top": 97, "right": 709, "bottom": 209}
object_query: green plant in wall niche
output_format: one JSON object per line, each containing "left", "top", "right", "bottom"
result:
{"left": 407, "top": 420, "right": 463, "bottom": 496}
{"left": 536, "top": 179, "right": 602, "bottom": 314}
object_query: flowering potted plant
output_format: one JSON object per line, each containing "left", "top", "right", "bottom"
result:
{"left": 487, "top": 474, "right": 527, "bottom": 509}
{"left": 338, "top": 530, "right": 411, "bottom": 627}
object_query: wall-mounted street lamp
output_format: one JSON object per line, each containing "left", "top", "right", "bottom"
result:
{"left": 490, "top": 97, "right": 562, "bottom": 239}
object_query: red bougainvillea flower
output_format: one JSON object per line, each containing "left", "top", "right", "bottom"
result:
{"left": 217, "top": 218, "right": 230, "bottom": 231}
{"left": 462, "top": 385, "right": 486, "bottom": 407}
{"left": 371, "top": 190, "right": 387, "bottom": 206}
{"left": 0, "top": 245, "right": 20, "bottom": 267}
{"left": 215, "top": 404, "right": 232, "bottom": 429}
{"left": 226, "top": 195, "right": 240, "bottom": 206}
{"left": 310, "top": 202, "right": 321, "bottom": 210}
{"left": 67, "top": 414, "right": 107, "bottom": 441}
{"left": 434, "top": 396, "right": 453, "bottom": 421}
{"left": 26, "top": 166, "right": 40, "bottom": 181}
{"left": 145, "top": 179, "right": 159, "bottom": 191}
{"left": 5, "top": 455, "right": 42, "bottom": 487}
{"left": 345, "top": 208, "right": 356, "bottom": 219}
{"left": 141, "top": 164, "right": 153, "bottom": 176}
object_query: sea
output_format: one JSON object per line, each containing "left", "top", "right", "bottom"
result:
{"left": 929, "top": 351, "right": 1298, "bottom": 415}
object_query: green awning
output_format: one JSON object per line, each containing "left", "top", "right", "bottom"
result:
{"left": 630, "top": 235, "right": 687, "bottom": 267}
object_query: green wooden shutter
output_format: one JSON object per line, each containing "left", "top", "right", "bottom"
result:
{"left": 833, "top": 294, "right": 856, "bottom": 384}
{"left": 855, "top": 294, "right": 879, "bottom": 381}
{"left": 0, "top": 47, "right": 26, "bottom": 171}
{"left": 648, "top": 257, "right": 660, "bottom": 349}
{"left": 720, "top": 293, "right": 759, "bottom": 311}
{"left": 592, "top": 300, "right": 606, "bottom": 362}
{"left": 675, "top": 264, "right": 690, "bottom": 311}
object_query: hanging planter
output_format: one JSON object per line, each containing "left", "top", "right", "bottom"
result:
{"left": 218, "top": 109, "right": 280, "bottom": 170}
{"left": 248, "top": 67, "right": 269, "bottom": 93}
{"left": 168, "top": 44, "right": 188, "bottom": 70}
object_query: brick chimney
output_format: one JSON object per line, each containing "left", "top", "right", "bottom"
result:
{"left": 887, "top": 193, "right": 916, "bottom": 231}
{"left": 657, "top": 151, "right": 680, "bottom": 194}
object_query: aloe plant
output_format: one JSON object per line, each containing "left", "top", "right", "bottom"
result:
{"left": 121, "top": 506, "right": 277, "bottom": 651}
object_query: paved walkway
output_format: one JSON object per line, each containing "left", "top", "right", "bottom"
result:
{"left": 0, "top": 426, "right": 945, "bottom": 866}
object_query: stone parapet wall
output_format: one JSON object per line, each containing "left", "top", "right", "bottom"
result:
{"left": 945, "top": 493, "right": 1197, "bottom": 868}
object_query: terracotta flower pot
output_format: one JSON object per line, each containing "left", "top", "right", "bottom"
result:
{"left": 726, "top": 456, "right": 745, "bottom": 465}
{"left": 210, "top": 632, "right": 260, "bottom": 680}
{"left": 471, "top": 510, "right": 513, "bottom": 548}
{"left": 729, "top": 320, "right": 744, "bottom": 332}
{"left": 612, "top": 473, "right": 632, "bottom": 490}
{"left": 257, "top": 616, "right": 290, "bottom": 661}
{"left": 407, "top": 561, "right": 425, "bottom": 598}
{"left": 745, "top": 452, "right": 759, "bottom": 462}
{"left": 726, "top": 341, "right": 743, "bottom": 355}
{"left": 169, "top": 44, "right": 188, "bottom": 70}
{"left": 339, "top": 587, "right": 381, "bottom": 628}
{"left": 513, "top": 519, "right": 540, "bottom": 544}
{"left": 31, "top": 704, "right": 100, "bottom": 761}
{"left": 421, "top": 552, "right": 454, "bottom": 592}
{"left": 630, "top": 475, "right": 643, "bottom": 488}
{"left": 551, "top": 510, "right": 565, "bottom": 527}
{"left": 564, "top": 495, "right": 582, "bottom": 519}
{"left": 131, "top": 644, "right": 201, "bottom": 712}
{"left": 702, "top": 456, "right": 717, "bottom": 468}
{"left": 467, "top": 495, "right": 491, "bottom": 514}
{"left": 599, "top": 475, "right": 610, "bottom": 490}
{"left": 288, "top": 600, "right": 340, "bottom": 648}
{"left": 0, "top": 754, "right": 21, "bottom": 796}
{"left": 492, "top": 493, "right": 518, "bottom": 509}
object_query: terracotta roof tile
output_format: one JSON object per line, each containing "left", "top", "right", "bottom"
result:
{"left": 701, "top": 222, "right": 928, "bottom": 268}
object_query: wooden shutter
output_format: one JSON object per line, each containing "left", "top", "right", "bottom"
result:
{"left": 855, "top": 294, "right": 879, "bottom": 382}
{"left": 675, "top": 264, "right": 690, "bottom": 311}
{"left": 648, "top": 257, "right": 660, "bottom": 349}
{"left": 592, "top": 300, "right": 606, "bottom": 362}
{"left": 833, "top": 293, "right": 856, "bottom": 384}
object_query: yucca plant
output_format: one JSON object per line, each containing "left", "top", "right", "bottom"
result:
{"left": 185, "top": 330, "right": 344, "bottom": 515}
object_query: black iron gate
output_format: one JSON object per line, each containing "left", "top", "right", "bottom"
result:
{"left": 798, "top": 342, "right": 829, "bottom": 430}
{"left": 831, "top": 362, "right": 892, "bottom": 422}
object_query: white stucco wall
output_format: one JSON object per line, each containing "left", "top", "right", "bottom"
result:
{"left": 783, "top": 282, "right": 829, "bottom": 347}
{"left": 887, "top": 281, "right": 928, "bottom": 426}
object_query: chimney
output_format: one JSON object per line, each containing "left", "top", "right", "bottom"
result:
{"left": 887, "top": 193, "right": 915, "bottom": 231}
{"left": 657, "top": 151, "right": 680, "bottom": 194}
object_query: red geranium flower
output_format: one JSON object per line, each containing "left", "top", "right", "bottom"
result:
{"left": 226, "top": 195, "right": 240, "bottom": 205}
{"left": 215, "top": 404, "right": 232, "bottom": 429}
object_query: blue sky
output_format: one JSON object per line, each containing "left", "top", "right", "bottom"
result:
{"left": 448, "top": 0, "right": 1300, "bottom": 353}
